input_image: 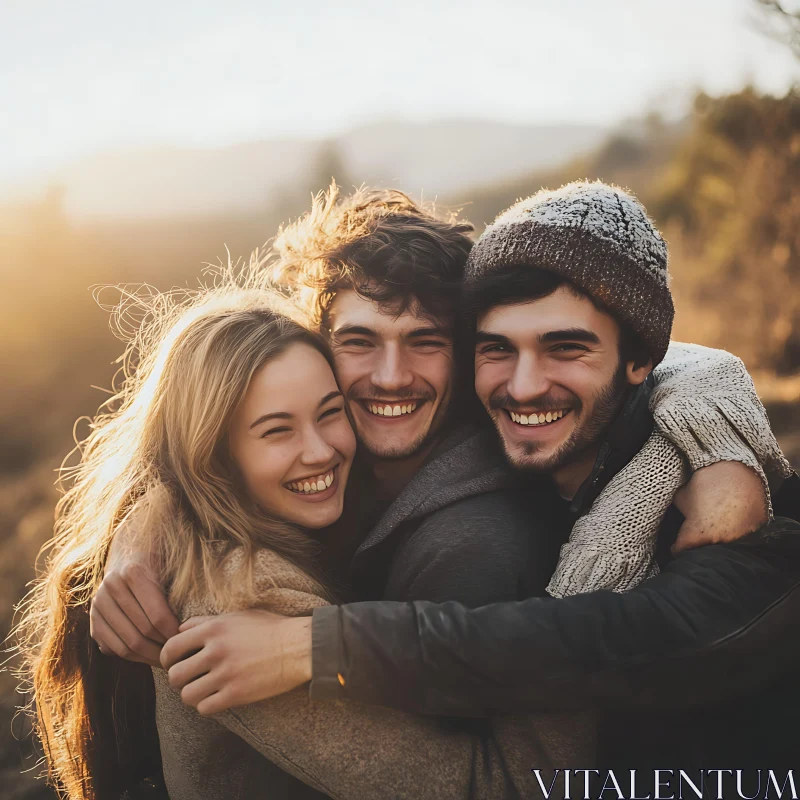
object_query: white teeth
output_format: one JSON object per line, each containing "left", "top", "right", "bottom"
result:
{"left": 510, "top": 410, "right": 567, "bottom": 426}
{"left": 368, "top": 402, "right": 418, "bottom": 417}
{"left": 289, "top": 470, "right": 335, "bottom": 494}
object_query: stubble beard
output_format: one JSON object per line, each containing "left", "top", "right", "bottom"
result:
{"left": 360, "top": 428, "right": 432, "bottom": 460}
{"left": 492, "top": 362, "right": 631, "bottom": 475}
{"left": 348, "top": 388, "right": 447, "bottom": 461}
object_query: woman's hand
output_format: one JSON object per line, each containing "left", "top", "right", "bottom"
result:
{"left": 672, "top": 461, "right": 769, "bottom": 554}
{"left": 160, "top": 609, "right": 313, "bottom": 715}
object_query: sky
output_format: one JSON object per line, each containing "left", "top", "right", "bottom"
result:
{"left": 2, "top": 0, "right": 798, "bottom": 187}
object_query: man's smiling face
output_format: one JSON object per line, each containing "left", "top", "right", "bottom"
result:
{"left": 474, "top": 285, "right": 650, "bottom": 491}
{"left": 327, "top": 288, "right": 455, "bottom": 460}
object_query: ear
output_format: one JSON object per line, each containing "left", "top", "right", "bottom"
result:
{"left": 626, "top": 358, "right": 653, "bottom": 386}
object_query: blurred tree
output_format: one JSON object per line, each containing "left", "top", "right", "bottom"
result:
{"left": 653, "top": 88, "right": 800, "bottom": 373}
{"left": 754, "top": 0, "right": 800, "bottom": 59}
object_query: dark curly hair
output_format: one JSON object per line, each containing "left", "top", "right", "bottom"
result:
{"left": 268, "top": 182, "right": 475, "bottom": 330}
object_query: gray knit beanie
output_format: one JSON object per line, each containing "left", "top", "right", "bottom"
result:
{"left": 465, "top": 181, "right": 674, "bottom": 366}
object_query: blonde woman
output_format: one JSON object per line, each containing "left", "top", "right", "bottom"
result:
{"left": 15, "top": 287, "right": 357, "bottom": 798}
{"left": 17, "top": 285, "right": 596, "bottom": 800}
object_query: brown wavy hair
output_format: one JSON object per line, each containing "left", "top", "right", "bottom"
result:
{"left": 14, "top": 283, "right": 333, "bottom": 799}
{"left": 268, "top": 182, "right": 475, "bottom": 330}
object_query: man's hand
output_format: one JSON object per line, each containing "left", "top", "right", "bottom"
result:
{"left": 160, "top": 610, "right": 312, "bottom": 715}
{"left": 672, "top": 461, "right": 769, "bottom": 554}
{"left": 90, "top": 514, "right": 180, "bottom": 666}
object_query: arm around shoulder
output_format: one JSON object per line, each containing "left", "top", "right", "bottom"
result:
{"left": 312, "top": 518, "right": 800, "bottom": 716}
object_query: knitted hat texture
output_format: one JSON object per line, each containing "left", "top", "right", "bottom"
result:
{"left": 466, "top": 181, "right": 674, "bottom": 366}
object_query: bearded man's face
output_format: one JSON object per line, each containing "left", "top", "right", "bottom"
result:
{"left": 473, "top": 286, "right": 651, "bottom": 491}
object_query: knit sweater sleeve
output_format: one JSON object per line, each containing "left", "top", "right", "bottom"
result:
{"left": 546, "top": 342, "right": 792, "bottom": 598}
{"left": 651, "top": 341, "right": 793, "bottom": 515}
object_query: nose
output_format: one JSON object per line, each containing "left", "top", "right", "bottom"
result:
{"left": 506, "top": 351, "right": 552, "bottom": 405}
{"left": 371, "top": 343, "right": 414, "bottom": 394}
{"left": 299, "top": 425, "right": 336, "bottom": 467}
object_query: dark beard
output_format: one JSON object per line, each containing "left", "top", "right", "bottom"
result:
{"left": 492, "top": 360, "right": 630, "bottom": 475}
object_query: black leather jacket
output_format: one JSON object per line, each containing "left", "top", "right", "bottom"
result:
{"left": 310, "top": 383, "right": 800, "bottom": 766}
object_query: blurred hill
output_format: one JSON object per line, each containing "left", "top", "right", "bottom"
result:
{"left": 1, "top": 87, "right": 799, "bottom": 797}
{"left": 45, "top": 120, "right": 606, "bottom": 218}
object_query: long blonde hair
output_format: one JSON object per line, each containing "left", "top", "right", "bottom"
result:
{"left": 15, "top": 283, "right": 334, "bottom": 799}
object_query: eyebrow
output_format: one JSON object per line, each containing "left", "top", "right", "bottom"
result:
{"left": 331, "top": 325, "right": 376, "bottom": 339}
{"left": 332, "top": 324, "right": 452, "bottom": 340}
{"left": 249, "top": 390, "right": 343, "bottom": 430}
{"left": 475, "top": 331, "right": 513, "bottom": 346}
{"left": 539, "top": 328, "right": 600, "bottom": 345}
{"left": 407, "top": 326, "right": 452, "bottom": 339}
{"left": 475, "top": 328, "right": 601, "bottom": 346}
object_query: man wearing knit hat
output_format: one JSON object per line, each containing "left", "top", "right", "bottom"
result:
{"left": 463, "top": 180, "right": 786, "bottom": 597}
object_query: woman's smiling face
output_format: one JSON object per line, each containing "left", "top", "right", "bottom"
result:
{"left": 228, "top": 341, "right": 356, "bottom": 530}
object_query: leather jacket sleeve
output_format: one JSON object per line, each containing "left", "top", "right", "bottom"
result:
{"left": 310, "top": 518, "right": 800, "bottom": 716}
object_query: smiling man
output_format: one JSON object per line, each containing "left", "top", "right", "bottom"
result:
{"left": 325, "top": 288, "right": 455, "bottom": 492}
{"left": 474, "top": 280, "right": 651, "bottom": 499}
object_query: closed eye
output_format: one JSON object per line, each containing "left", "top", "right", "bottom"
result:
{"left": 552, "top": 343, "right": 589, "bottom": 353}
{"left": 340, "top": 338, "right": 373, "bottom": 348}
{"left": 414, "top": 339, "right": 449, "bottom": 349}
{"left": 261, "top": 426, "right": 291, "bottom": 438}
{"left": 319, "top": 406, "right": 343, "bottom": 420}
